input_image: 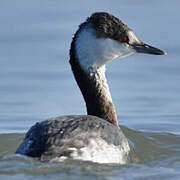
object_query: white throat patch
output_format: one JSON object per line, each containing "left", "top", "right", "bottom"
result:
{"left": 75, "top": 24, "right": 136, "bottom": 73}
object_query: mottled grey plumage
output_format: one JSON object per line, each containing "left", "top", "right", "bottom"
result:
{"left": 16, "top": 115, "right": 126, "bottom": 161}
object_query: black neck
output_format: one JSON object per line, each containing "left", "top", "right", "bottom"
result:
{"left": 69, "top": 40, "right": 118, "bottom": 127}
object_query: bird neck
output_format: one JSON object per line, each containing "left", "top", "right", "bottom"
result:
{"left": 70, "top": 51, "right": 119, "bottom": 127}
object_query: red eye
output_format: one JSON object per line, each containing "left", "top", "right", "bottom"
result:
{"left": 119, "top": 36, "right": 128, "bottom": 43}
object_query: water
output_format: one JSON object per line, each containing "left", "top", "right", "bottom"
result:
{"left": 0, "top": 0, "right": 180, "bottom": 179}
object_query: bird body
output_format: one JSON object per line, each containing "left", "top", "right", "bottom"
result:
{"left": 16, "top": 115, "right": 130, "bottom": 163}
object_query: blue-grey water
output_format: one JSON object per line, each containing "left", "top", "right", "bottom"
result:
{"left": 0, "top": 0, "right": 180, "bottom": 179}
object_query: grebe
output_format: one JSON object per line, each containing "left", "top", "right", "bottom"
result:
{"left": 16, "top": 12, "right": 166, "bottom": 164}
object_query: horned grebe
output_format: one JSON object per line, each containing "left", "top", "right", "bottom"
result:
{"left": 16, "top": 12, "right": 166, "bottom": 164}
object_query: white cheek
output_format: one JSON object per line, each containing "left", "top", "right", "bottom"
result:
{"left": 75, "top": 25, "right": 135, "bottom": 72}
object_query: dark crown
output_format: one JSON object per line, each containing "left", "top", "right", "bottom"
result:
{"left": 87, "top": 12, "right": 131, "bottom": 41}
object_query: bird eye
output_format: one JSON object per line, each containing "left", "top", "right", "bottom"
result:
{"left": 119, "top": 36, "right": 128, "bottom": 43}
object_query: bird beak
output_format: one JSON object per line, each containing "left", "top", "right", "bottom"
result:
{"left": 132, "top": 43, "right": 166, "bottom": 55}
{"left": 126, "top": 30, "right": 166, "bottom": 55}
